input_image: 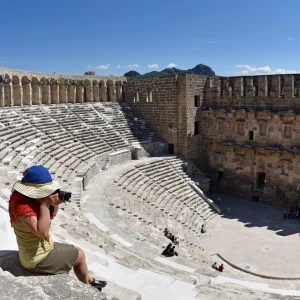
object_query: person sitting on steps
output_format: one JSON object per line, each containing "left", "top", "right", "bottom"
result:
{"left": 8, "top": 166, "right": 107, "bottom": 291}
{"left": 212, "top": 262, "right": 218, "bottom": 270}
{"left": 164, "top": 228, "right": 179, "bottom": 245}
{"left": 218, "top": 264, "right": 224, "bottom": 272}
{"left": 162, "top": 243, "right": 173, "bottom": 256}
{"left": 168, "top": 246, "right": 178, "bottom": 257}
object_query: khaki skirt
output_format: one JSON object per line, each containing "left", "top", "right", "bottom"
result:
{"left": 29, "top": 242, "right": 79, "bottom": 275}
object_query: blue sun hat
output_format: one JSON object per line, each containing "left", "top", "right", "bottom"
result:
{"left": 13, "top": 165, "right": 61, "bottom": 199}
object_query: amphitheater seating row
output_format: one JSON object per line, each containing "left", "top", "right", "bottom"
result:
{"left": 116, "top": 157, "right": 216, "bottom": 237}
{"left": 95, "top": 102, "right": 162, "bottom": 143}
{"left": 0, "top": 103, "right": 154, "bottom": 197}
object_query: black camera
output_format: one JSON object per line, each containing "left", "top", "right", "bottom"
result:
{"left": 58, "top": 190, "right": 72, "bottom": 202}
{"left": 49, "top": 190, "right": 72, "bottom": 215}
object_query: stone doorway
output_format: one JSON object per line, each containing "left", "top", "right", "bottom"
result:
{"left": 257, "top": 172, "right": 266, "bottom": 190}
{"left": 168, "top": 144, "right": 174, "bottom": 154}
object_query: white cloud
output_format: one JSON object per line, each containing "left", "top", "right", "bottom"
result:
{"left": 148, "top": 64, "right": 159, "bottom": 69}
{"left": 86, "top": 65, "right": 93, "bottom": 69}
{"left": 117, "top": 64, "right": 120, "bottom": 69}
{"left": 288, "top": 36, "right": 295, "bottom": 41}
{"left": 166, "top": 63, "right": 177, "bottom": 68}
{"left": 234, "top": 65, "right": 300, "bottom": 75}
{"left": 96, "top": 64, "right": 110, "bottom": 70}
{"left": 125, "top": 64, "right": 139, "bottom": 69}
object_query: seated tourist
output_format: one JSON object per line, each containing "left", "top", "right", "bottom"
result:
{"left": 164, "top": 228, "right": 169, "bottom": 236}
{"left": 165, "top": 231, "right": 179, "bottom": 245}
{"left": 173, "top": 236, "right": 180, "bottom": 245}
{"left": 212, "top": 262, "right": 218, "bottom": 270}
{"left": 218, "top": 264, "right": 224, "bottom": 272}
{"left": 201, "top": 224, "right": 206, "bottom": 234}
{"left": 162, "top": 243, "right": 173, "bottom": 256}
{"left": 9, "top": 166, "right": 107, "bottom": 291}
{"left": 168, "top": 246, "right": 178, "bottom": 257}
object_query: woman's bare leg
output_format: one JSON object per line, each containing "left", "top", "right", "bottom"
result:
{"left": 73, "top": 247, "right": 94, "bottom": 284}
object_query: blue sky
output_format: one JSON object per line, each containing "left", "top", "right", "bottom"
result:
{"left": 1, "top": 0, "right": 300, "bottom": 76}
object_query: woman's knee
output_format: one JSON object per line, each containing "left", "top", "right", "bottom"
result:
{"left": 73, "top": 247, "right": 86, "bottom": 266}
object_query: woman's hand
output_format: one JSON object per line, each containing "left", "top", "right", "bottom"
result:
{"left": 38, "top": 192, "right": 60, "bottom": 207}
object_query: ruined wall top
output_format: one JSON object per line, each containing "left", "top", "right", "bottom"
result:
{"left": 0, "top": 67, "right": 126, "bottom": 83}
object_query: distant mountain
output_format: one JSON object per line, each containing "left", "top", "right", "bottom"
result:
{"left": 123, "top": 70, "right": 141, "bottom": 78}
{"left": 124, "top": 64, "right": 215, "bottom": 80}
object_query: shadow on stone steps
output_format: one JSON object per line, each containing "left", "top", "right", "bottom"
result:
{"left": 0, "top": 251, "right": 38, "bottom": 277}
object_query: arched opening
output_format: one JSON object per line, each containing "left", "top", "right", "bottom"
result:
{"left": 41, "top": 77, "right": 50, "bottom": 104}
{"left": 59, "top": 78, "right": 66, "bottom": 104}
{"left": 92, "top": 80, "right": 99, "bottom": 102}
{"left": 68, "top": 80, "right": 75, "bottom": 103}
{"left": 0, "top": 75, "right": 4, "bottom": 107}
{"left": 76, "top": 80, "right": 83, "bottom": 103}
{"left": 107, "top": 80, "right": 114, "bottom": 101}
{"left": 84, "top": 79, "right": 91, "bottom": 102}
{"left": 122, "top": 81, "right": 126, "bottom": 101}
{"left": 4, "top": 75, "right": 12, "bottom": 106}
{"left": 99, "top": 80, "right": 106, "bottom": 102}
{"left": 50, "top": 78, "right": 58, "bottom": 104}
{"left": 22, "top": 76, "right": 31, "bottom": 105}
{"left": 31, "top": 77, "right": 40, "bottom": 105}
{"left": 116, "top": 81, "right": 121, "bottom": 101}
{"left": 12, "top": 76, "right": 21, "bottom": 106}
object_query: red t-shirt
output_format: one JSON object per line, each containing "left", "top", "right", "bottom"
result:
{"left": 9, "top": 190, "right": 53, "bottom": 242}
{"left": 219, "top": 265, "right": 224, "bottom": 272}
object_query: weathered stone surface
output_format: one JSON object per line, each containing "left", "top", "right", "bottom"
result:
{"left": 0, "top": 253, "right": 108, "bottom": 300}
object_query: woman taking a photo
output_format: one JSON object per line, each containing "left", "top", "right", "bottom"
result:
{"left": 8, "top": 165, "right": 106, "bottom": 291}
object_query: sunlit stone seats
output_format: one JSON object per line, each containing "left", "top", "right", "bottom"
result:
{"left": 117, "top": 158, "right": 217, "bottom": 238}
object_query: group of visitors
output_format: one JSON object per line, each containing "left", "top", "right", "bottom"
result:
{"left": 162, "top": 228, "right": 179, "bottom": 257}
{"left": 283, "top": 206, "right": 300, "bottom": 220}
{"left": 212, "top": 262, "right": 224, "bottom": 272}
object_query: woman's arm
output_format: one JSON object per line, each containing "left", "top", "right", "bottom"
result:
{"left": 19, "top": 203, "right": 51, "bottom": 239}
{"left": 51, "top": 198, "right": 63, "bottom": 218}
{"left": 51, "top": 204, "right": 59, "bottom": 218}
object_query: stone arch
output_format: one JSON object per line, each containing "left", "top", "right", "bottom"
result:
{"left": 22, "top": 76, "right": 31, "bottom": 105}
{"left": 4, "top": 74, "right": 12, "bottom": 106}
{"left": 41, "top": 77, "right": 50, "bottom": 104}
{"left": 12, "top": 76, "right": 21, "bottom": 106}
{"left": 50, "top": 78, "right": 58, "bottom": 104}
{"left": 0, "top": 75, "right": 4, "bottom": 107}
{"left": 107, "top": 79, "right": 114, "bottom": 101}
{"left": 31, "top": 77, "right": 40, "bottom": 105}
{"left": 92, "top": 80, "right": 99, "bottom": 102}
{"left": 76, "top": 80, "right": 83, "bottom": 103}
{"left": 68, "top": 79, "right": 75, "bottom": 103}
{"left": 59, "top": 78, "right": 66, "bottom": 104}
{"left": 99, "top": 80, "right": 106, "bottom": 102}
{"left": 115, "top": 81, "right": 122, "bottom": 101}
{"left": 122, "top": 81, "right": 127, "bottom": 101}
{"left": 84, "top": 79, "right": 92, "bottom": 102}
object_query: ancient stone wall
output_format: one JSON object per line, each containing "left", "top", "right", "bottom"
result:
{"left": 126, "top": 76, "right": 182, "bottom": 153}
{"left": 204, "top": 74, "right": 300, "bottom": 111}
{"left": 201, "top": 74, "right": 300, "bottom": 206}
{"left": 125, "top": 74, "right": 208, "bottom": 157}
{"left": 127, "top": 73, "right": 300, "bottom": 206}
{"left": 185, "top": 75, "right": 207, "bottom": 163}
{"left": 0, "top": 68, "right": 126, "bottom": 106}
